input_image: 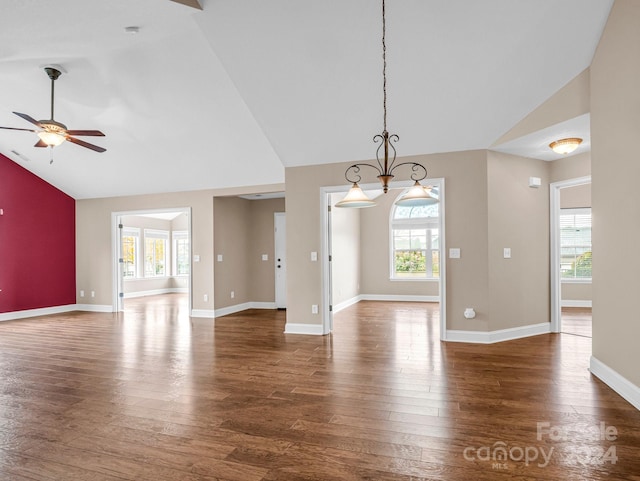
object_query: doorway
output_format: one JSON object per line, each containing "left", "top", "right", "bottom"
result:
{"left": 321, "top": 179, "right": 446, "bottom": 339}
{"left": 112, "top": 208, "right": 192, "bottom": 315}
{"left": 550, "top": 176, "right": 591, "bottom": 333}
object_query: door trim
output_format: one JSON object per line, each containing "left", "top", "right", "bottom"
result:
{"left": 274, "top": 212, "right": 286, "bottom": 309}
{"left": 549, "top": 175, "right": 591, "bottom": 333}
{"left": 111, "top": 207, "right": 192, "bottom": 314}
{"left": 321, "top": 178, "right": 446, "bottom": 339}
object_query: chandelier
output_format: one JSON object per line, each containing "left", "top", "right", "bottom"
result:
{"left": 336, "top": 0, "right": 438, "bottom": 208}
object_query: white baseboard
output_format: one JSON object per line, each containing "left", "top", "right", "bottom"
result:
{"left": 284, "top": 322, "right": 325, "bottom": 335}
{"left": 251, "top": 302, "right": 277, "bottom": 310}
{"left": 75, "top": 304, "right": 113, "bottom": 313}
{"left": 333, "top": 294, "right": 439, "bottom": 314}
{"left": 191, "top": 309, "right": 216, "bottom": 318}
{"left": 214, "top": 301, "right": 278, "bottom": 318}
{"left": 561, "top": 300, "right": 592, "bottom": 308}
{"left": 0, "top": 303, "right": 114, "bottom": 321}
{"left": 0, "top": 304, "right": 76, "bottom": 321}
{"left": 360, "top": 294, "right": 440, "bottom": 303}
{"left": 590, "top": 356, "right": 640, "bottom": 411}
{"left": 124, "top": 288, "right": 187, "bottom": 299}
{"left": 446, "top": 322, "right": 551, "bottom": 344}
{"left": 333, "top": 295, "right": 362, "bottom": 313}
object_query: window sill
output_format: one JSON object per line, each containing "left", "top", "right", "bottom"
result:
{"left": 561, "top": 278, "right": 592, "bottom": 284}
{"left": 390, "top": 277, "right": 439, "bottom": 282}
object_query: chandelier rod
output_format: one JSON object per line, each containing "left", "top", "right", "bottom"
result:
{"left": 382, "top": 0, "right": 387, "bottom": 134}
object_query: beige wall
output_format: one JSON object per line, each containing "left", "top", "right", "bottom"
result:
{"left": 76, "top": 190, "right": 215, "bottom": 310}
{"left": 549, "top": 152, "right": 591, "bottom": 183}
{"left": 285, "top": 150, "right": 491, "bottom": 331}
{"left": 359, "top": 187, "right": 439, "bottom": 297}
{"left": 487, "top": 151, "right": 550, "bottom": 331}
{"left": 213, "top": 197, "right": 251, "bottom": 308}
{"left": 76, "top": 183, "right": 284, "bottom": 313}
{"left": 591, "top": 0, "right": 640, "bottom": 387}
{"left": 330, "top": 193, "right": 361, "bottom": 306}
{"left": 213, "top": 196, "right": 285, "bottom": 309}
{"left": 248, "top": 198, "right": 285, "bottom": 303}
{"left": 494, "top": 69, "right": 590, "bottom": 146}
{"left": 560, "top": 183, "right": 591, "bottom": 209}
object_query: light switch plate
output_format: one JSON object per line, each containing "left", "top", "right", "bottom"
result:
{"left": 262, "top": 254, "right": 268, "bottom": 261}
{"left": 217, "top": 254, "right": 223, "bottom": 262}
{"left": 449, "top": 248, "right": 460, "bottom": 259}
{"left": 504, "top": 247, "right": 511, "bottom": 259}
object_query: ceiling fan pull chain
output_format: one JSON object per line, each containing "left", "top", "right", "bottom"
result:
{"left": 49, "top": 146, "right": 54, "bottom": 164}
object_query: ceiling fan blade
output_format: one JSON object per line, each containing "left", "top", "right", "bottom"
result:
{"left": 34, "top": 139, "right": 48, "bottom": 147}
{"left": 66, "top": 136, "right": 106, "bottom": 153}
{"left": 0, "top": 126, "right": 37, "bottom": 132}
{"left": 13, "top": 112, "right": 43, "bottom": 128}
{"left": 65, "top": 129, "right": 105, "bottom": 137}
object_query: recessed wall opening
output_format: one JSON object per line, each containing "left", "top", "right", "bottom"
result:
{"left": 321, "top": 179, "right": 446, "bottom": 339}
{"left": 550, "top": 176, "right": 592, "bottom": 337}
{"left": 112, "top": 208, "right": 192, "bottom": 317}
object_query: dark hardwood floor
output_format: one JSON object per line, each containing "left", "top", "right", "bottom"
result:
{"left": 0, "top": 295, "right": 638, "bottom": 480}
{"left": 562, "top": 307, "right": 593, "bottom": 338}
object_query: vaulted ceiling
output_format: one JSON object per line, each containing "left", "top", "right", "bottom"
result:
{"left": 0, "top": 0, "right": 613, "bottom": 199}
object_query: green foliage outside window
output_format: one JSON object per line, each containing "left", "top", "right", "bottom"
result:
{"left": 395, "top": 250, "right": 426, "bottom": 273}
{"left": 563, "top": 251, "right": 592, "bottom": 279}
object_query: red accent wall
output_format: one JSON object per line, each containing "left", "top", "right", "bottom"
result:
{"left": 0, "top": 154, "right": 76, "bottom": 313}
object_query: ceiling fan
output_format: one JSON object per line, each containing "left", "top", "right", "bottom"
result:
{"left": 0, "top": 66, "right": 106, "bottom": 154}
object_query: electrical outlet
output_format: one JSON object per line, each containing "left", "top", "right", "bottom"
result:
{"left": 91, "top": 291, "right": 95, "bottom": 298}
{"left": 80, "top": 290, "right": 84, "bottom": 297}
{"left": 311, "top": 304, "right": 318, "bottom": 314}
{"left": 231, "top": 291, "right": 235, "bottom": 299}
{"left": 204, "top": 294, "right": 208, "bottom": 302}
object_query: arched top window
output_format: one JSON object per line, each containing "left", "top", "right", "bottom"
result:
{"left": 390, "top": 187, "right": 441, "bottom": 280}
{"left": 393, "top": 203, "right": 439, "bottom": 221}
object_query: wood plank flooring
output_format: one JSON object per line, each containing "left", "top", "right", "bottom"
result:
{"left": 562, "top": 307, "right": 593, "bottom": 338}
{"left": 0, "top": 295, "right": 639, "bottom": 480}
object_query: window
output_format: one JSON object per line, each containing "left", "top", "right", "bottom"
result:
{"left": 173, "top": 231, "right": 190, "bottom": 276}
{"left": 560, "top": 208, "right": 591, "bottom": 280}
{"left": 144, "top": 229, "right": 169, "bottom": 277}
{"left": 390, "top": 194, "right": 440, "bottom": 279}
{"left": 122, "top": 228, "right": 140, "bottom": 278}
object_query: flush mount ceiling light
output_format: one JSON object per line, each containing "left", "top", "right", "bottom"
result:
{"left": 549, "top": 137, "right": 582, "bottom": 155}
{"left": 335, "top": 0, "right": 437, "bottom": 209}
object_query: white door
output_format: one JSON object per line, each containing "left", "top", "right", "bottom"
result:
{"left": 274, "top": 213, "right": 286, "bottom": 309}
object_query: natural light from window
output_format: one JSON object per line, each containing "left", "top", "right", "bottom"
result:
{"left": 560, "top": 207, "right": 592, "bottom": 280}
{"left": 390, "top": 190, "right": 440, "bottom": 280}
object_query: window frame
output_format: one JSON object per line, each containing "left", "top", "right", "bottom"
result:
{"left": 389, "top": 193, "right": 441, "bottom": 281}
{"left": 172, "top": 230, "right": 190, "bottom": 277}
{"left": 144, "top": 229, "right": 169, "bottom": 278}
{"left": 122, "top": 227, "right": 140, "bottom": 279}
{"left": 559, "top": 207, "right": 592, "bottom": 282}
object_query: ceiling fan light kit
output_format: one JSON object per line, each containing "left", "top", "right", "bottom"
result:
{"left": 0, "top": 66, "right": 106, "bottom": 158}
